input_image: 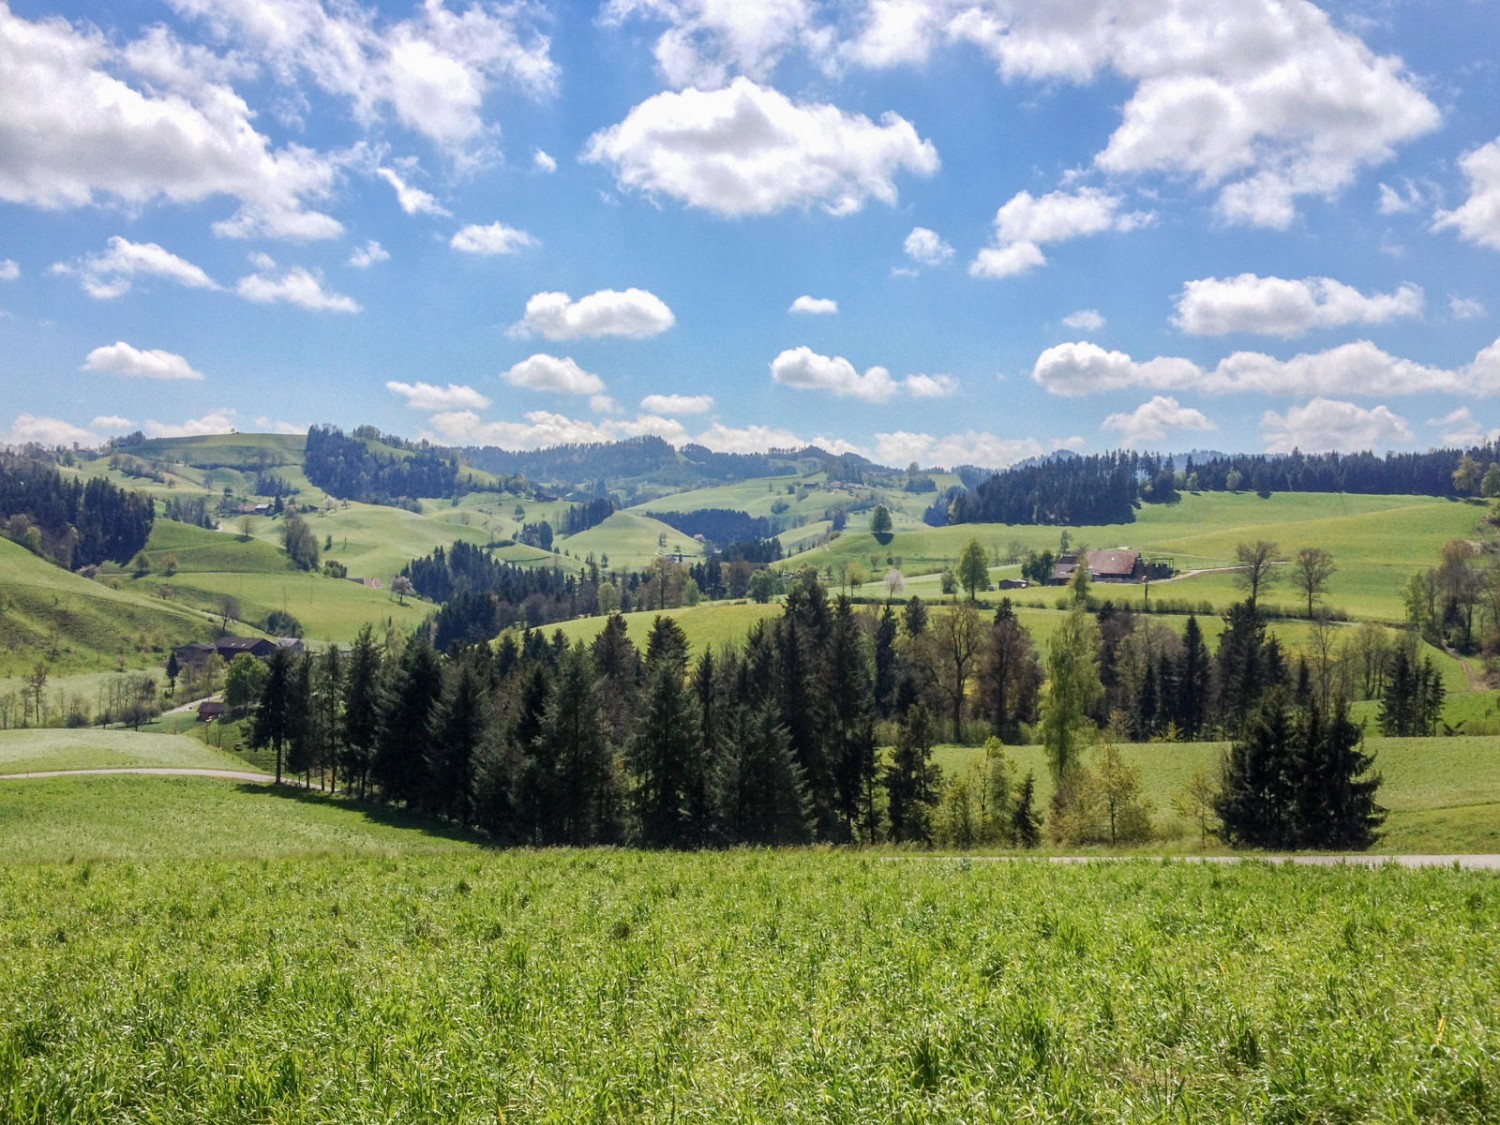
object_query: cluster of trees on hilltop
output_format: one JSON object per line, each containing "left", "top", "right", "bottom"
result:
{"left": 0, "top": 453, "right": 154, "bottom": 568}
{"left": 947, "top": 445, "right": 1500, "bottom": 527}
{"left": 400, "top": 539, "right": 787, "bottom": 646}
{"left": 462, "top": 435, "right": 878, "bottom": 492}
{"left": 304, "top": 425, "right": 476, "bottom": 505}
{"left": 562, "top": 497, "right": 617, "bottom": 534}
{"left": 949, "top": 452, "right": 1144, "bottom": 526}
{"left": 653, "top": 508, "right": 776, "bottom": 545}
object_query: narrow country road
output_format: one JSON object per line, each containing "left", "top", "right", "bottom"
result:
{"left": 0, "top": 767, "right": 274, "bottom": 782}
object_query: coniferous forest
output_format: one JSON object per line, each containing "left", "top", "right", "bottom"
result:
{"left": 0, "top": 452, "right": 154, "bottom": 568}
{"left": 248, "top": 568, "right": 1383, "bottom": 851}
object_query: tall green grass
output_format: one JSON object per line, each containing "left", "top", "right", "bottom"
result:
{"left": 0, "top": 851, "right": 1494, "bottom": 1122}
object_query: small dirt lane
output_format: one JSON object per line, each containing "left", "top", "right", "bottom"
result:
{"left": 0, "top": 767, "right": 274, "bottom": 783}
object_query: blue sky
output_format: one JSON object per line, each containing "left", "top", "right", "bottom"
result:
{"left": 2, "top": 0, "right": 1499, "bottom": 468}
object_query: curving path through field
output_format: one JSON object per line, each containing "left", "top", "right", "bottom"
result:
{"left": 0, "top": 766, "right": 274, "bottom": 782}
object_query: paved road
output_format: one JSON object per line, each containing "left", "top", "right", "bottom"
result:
{"left": 0, "top": 767, "right": 274, "bottom": 783}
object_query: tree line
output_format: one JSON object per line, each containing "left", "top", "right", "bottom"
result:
{"left": 243, "top": 567, "right": 1392, "bottom": 850}
{"left": 304, "top": 425, "right": 493, "bottom": 506}
{"left": 946, "top": 444, "right": 1500, "bottom": 527}
{"left": 0, "top": 452, "right": 154, "bottom": 569}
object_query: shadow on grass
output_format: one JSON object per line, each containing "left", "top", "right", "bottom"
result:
{"left": 235, "top": 782, "right": 490, "bottom": 848}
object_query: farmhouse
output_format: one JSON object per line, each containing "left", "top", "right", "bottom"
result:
{"left": 1049, "top": 549, "right": 1145, "bottom": 585}
{"left": 173, "top": 636, "right": 304, "bottom": 665}
{"left": 197, "top": 700, "right": 228, "bottom": 723}
{"left": 1087, "top": 549, "right": 1145, "bottom": 583}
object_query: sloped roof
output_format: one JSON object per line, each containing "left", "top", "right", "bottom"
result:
{"left": 1086, "top": 549, "right": 1141, "bottom": 577}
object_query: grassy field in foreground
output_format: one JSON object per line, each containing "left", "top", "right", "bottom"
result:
{"left": 0, "top": 851, "right": 1495, "bottom": 1123}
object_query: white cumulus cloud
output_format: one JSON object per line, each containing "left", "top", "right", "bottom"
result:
{"left": 1450, "top": 295, "right": 1485, "bottom": 321}
{"left": 970, "top": 188, "right": 1150, "bottom": 279}
{"left": 603, "top": 0, "right": 822, "bottom": 90}
{"left": 144, "top": 408, "right": 238, "bottom": 439}
{"left": 52, "top": 236, "right": 220, "bottom": 299}
{"left": 237, "top": 265, "right": 360, "bottom": 313}
{"left": 533, "top": 148, "right": 557, "bottom": 173}
{"left": 376, "top": 166, "right": 449, "bottom": 216}
{"left": 0, "top": 259, "right": 18, "bottom": 281}
{"left": 904, "top": 373, "right": 959, "bottom": 399}
{"left": 3, "top": 413, "right": 98, "bottom": 448}
{"left": 386, "top": 380, "right": 491, "bottom": 411}
{"left": 903, "top": 226, "right": 954, "bottom": 267}
{"left": 0, "top": 6, "right": 342, "bottom": 240}
{"left": 873, "top": 430, "right": 1066, "bottom": 470}
{"left": 1173, "top": 274, "right": 1424, "bottom": 337}
{"left": 790, "top": 295, "right": 838, "bottom": 315}
{"left": 1435, "top": 137, "right": 1500, "bottom": 251}
{"left": 349, "top": 240, "right": 389, "bottom": 268}
{"left": 450, "top": 222, "right": 538, "bottom": 256}
{"left": 502, "top": 354, "right": 606, "bottom": 396}
{"left": 847, "top": 1, "right": 1438, "bottom": 228}
{"left": 1062, "top": 309, "right": 1105, "bottom": 332}
{"left": 1429, "top": 407, "right": 1500, "bottom": 448}
{"left": 512, "top": 288, "right": 675, "bottom": 340}
{"left": 583, "top": 77, "right": 938, "bottom": 218}
{"left": 1030, "top": 338, "right": 1496, "bottom": 399}
{"left": 771, "top": 346, "right": 898, "bottom": 402}
{"left": 1261, "top": 398, "right": 1412, "bottom": 453}
{"left": 82, "top": 341, "right": 205, "bottom": 381}
{"left": 641, "top": 393, "right": 714, "bottom": 415}
{"left": 91, "top": 415, "right": 134, "bottom": 431}
{"left": 1101, "top": 396, "right": 1216, "bottom": 446}
{"left": 170, "top": 0, "right": 558, "bottom": 153}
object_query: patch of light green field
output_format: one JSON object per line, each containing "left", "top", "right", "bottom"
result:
{"left": 542, "top": 602, "right": 783, "bottom": 657}
{"left": 930, "top": 733, "right": 1500, "bottom": 855}
{"left": 151, "top": 570, "right": 429, "bottom": 643}
{"left": 562, "top": 511, "right": 707, "bottom": 572}
{"left": 0, "top": 777, "right": 477, "bottom": 863}
{"left": 0, "top": 728, "right": 248, "bottom": 775}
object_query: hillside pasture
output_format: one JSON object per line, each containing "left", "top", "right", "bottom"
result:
{"left": 562, "top": 510, "right": 707, "bottom": 572}
{"left": 0, "top": 539, "right": 216, "bottom": 678}
{"left": 802, "top": 491, "right": 1479, "bottom": 623}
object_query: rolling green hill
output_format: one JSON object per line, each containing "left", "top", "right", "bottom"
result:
{"left": 0, "top": 538, "right": 218, "bottom": 678}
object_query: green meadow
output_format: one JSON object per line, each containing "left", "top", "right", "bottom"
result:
{"left": 812, "top": 491, "right": 1480, "bottom": 622}
{"left": 0, "top": 539, "right": 215, "bottom": 678}
{"left": 0, "top": 844, "right": 1495, "bottom": 1122}
{"left": 0, "top": 728, "right": 246, "bottom": 775}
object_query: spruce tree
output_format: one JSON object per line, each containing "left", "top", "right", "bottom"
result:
{"left": 715, "top": 701, "right": 811, "bottom": 845}
{"left": 885, "top": 703, "right": 940, "bottom": 843}
{"left": 1292, "top": 695, "right": 1384, "bottom": 849}
{"left": 342, "top": 625, "right": 383, "bottom": 798}
{"left": 250, "top": 645, "right": 299, "bottom": 785}
{"left": 1012, "top": 772, "right": 1042, "bottom": 848}
{"left": 545, "top": 645, "right": 621, "bottom": 846}
{"left": 372, "top": 634, "right": 443, "bottom": 808}
{"left": 426, "top": 658, "right": 487, "bottom": 824}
